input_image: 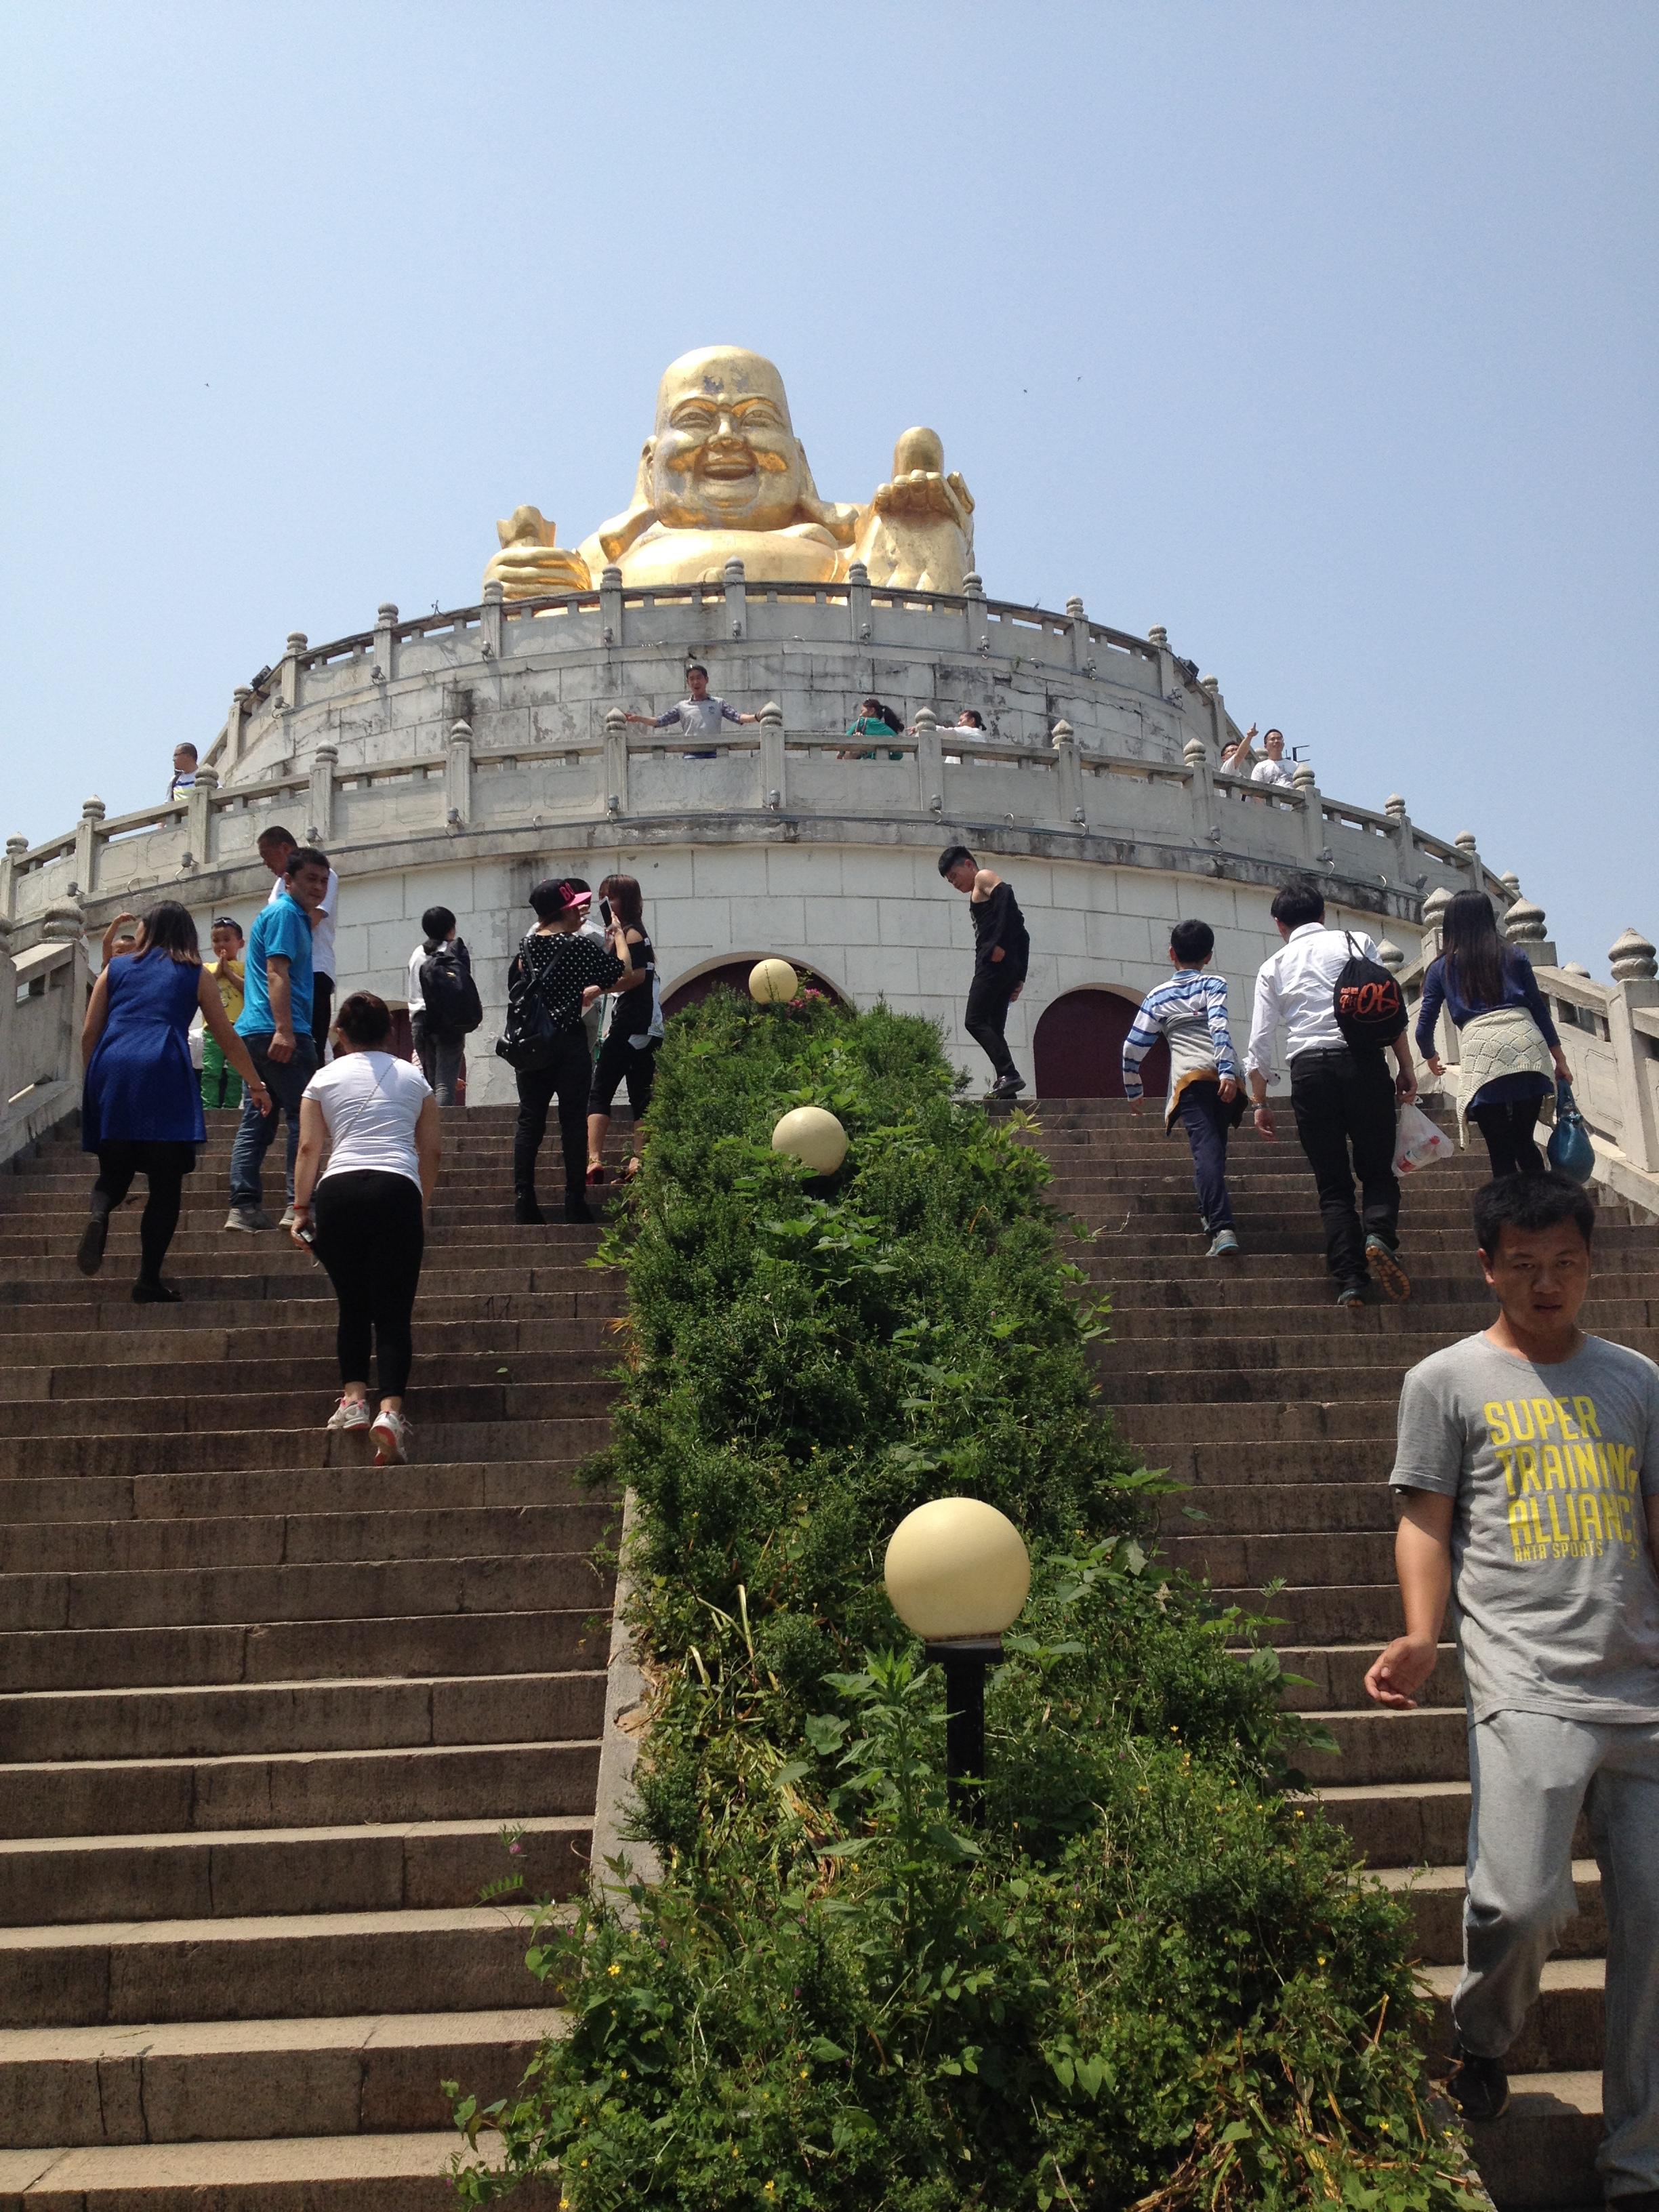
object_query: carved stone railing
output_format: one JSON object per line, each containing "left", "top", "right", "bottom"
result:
{"left": 1401, "top": 894, "right": 1659, "bottom": 1214}
{"left": 0, "top": 914, "right": 88, "bottom": 1170}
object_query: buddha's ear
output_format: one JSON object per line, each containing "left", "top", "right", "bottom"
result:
{"left": 594, "top": 442, "right": 659, "bottom": 562}
{"left": 795, "top": 447, "right": 859, "bottom": 544}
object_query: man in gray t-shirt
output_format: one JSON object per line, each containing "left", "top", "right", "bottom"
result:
{"left": 1366, "top": 1172, "right": 1659, "bottom": 2196}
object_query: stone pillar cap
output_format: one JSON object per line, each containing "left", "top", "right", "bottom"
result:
{"left": 377, "top": 602, "right": 400, "bottom": 621}
{"left": 1609, "top": 927, "right": 1657, "bottom": 981}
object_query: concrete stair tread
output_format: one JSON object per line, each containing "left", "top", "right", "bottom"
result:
{"left": 1372, "top": 1859, "right": 1599, "bottom": 1896}
{"left": 3, "top": 2131, "right": 535, "bottom": 2196}
{"left": 0, "top": 1811, "right": 588, "bottom": 1862}
{"left": 0, "top": 1902, "right": 571, "bottom": 1952}
{"left": 1420, "top": 1958, "right": 1603, "bottom": 1998}
{"left": 0, "top": 1999, "right": 565, "bottom": 2062}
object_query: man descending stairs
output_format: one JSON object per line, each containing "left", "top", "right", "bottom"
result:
{"left": 1033, "top": 1098, "right": 1659, "bottom": 2212}
{"left": 0, "top": 1107, "right": 615, "bottom": 2207}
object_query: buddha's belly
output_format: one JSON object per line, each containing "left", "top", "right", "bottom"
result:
{"left": 605, "top": 525, "right": 844, "bottom": 588}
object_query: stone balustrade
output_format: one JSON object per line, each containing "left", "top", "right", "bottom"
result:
{"left": 0, "top": 911, "right": 89, "bottom": 1170}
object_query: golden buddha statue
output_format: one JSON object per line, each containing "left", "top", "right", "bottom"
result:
{"left": 483, "top": 345, "right": 975, "bottom": 599}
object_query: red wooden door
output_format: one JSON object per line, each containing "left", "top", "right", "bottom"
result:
{"left": 1033, "top": 989, "right": 1169, "bottom": 1099}
{"left": 660, "top": 960, "right": 847, "bottom": 1020}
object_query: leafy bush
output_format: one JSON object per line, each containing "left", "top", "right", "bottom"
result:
{"left": 452, "top": 993, "right": 1478, "bottom": 2211}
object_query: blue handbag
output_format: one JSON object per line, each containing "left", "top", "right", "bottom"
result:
{"left": 1547, "top": 1079, "right": 1596, "bottom": 1185}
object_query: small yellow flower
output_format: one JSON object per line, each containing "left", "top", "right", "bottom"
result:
{"left": 799, "top": 2066, "right": 809, "bottom": 2078}
{"left": 559, "top": 2200, "right": 570, "bottom": 2210}
{"left": 607, "top": 1962, "right": 621, "bottom": 1976}
{"left": 619, "top": 2069, "right": 628, "bottom": 2079}
{"left": 764, "top": 2187, "right": 777, "bottom": 2198}
{"left": 1317, "top": 1956, "right": 1327, "bottom": 1965}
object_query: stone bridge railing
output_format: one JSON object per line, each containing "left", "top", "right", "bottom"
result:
{"left": 0, "top": 918, "right": 88, "bottom": 1170}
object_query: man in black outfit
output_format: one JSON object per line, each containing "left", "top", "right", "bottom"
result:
{"left": 939, "top": 844, "right": 1029, "bottom": 1099}
{"left": 1244, "top": 882, "right": 1418, "bottom": 1313}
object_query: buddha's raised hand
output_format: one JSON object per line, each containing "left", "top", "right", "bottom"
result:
{"left": 483, "top": 506, "right": 592, "bottom": 598}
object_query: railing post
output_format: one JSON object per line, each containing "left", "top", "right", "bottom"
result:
{"left": 1455, "top": 830, "right": 1486, "bottom": 893}
{"left": 1417, "top": 887, "right": 1458, "bottom": 1076}
{"left": 280, "top": 632, "right": 308, "bottom": 714}
{"left": 445, "top": 721, "right": 472, "bottom": 829}
{"left": 1383, "top": 794, "right": 1420, "bottom": 888}
{"left": 225, "top": 686, "right": 252, "bottom": 771}
{"left": 913, "top": 705, "right": 943, "bottom": 815}
{"left": 847, "top": 558, "right": 872, "bottom": 642}
{"left": 1199, "top": 675, "right": 1227, "bottom": 756}
{"left": 1607, "top": 929, "right": 1659, "bottom": 1173}
{"left": 479, "top": 583, "right": 503, "bottom": 662}
{"left": 963, "top": 573, "right": 987, "bottom": 655}
{"left": 1147, "top": 626, "right": 1178, "bottom": 705}
{"left": 758, "top": 701, "right": 786, "bottom": 812}
{"left": 307, "top": 745, "right": 337, "bottom": 846}
{"left": 1184, "top": 735, "right": 1216, "bottom": 851}
{"left": 0, "top": 835, "right": 26, "bottom": 924}
{"left": 723, "top": 557, "right": 747, "bottom": 640}
{"left": 1502, "top": 896, "right": 1557, "bottom": 969}
{"left": 600, "top": 565, "right": 623, "bottom": 649}
{"left": 1051, "top": 720, "right": 1084, "bottom": 824}
{"left": 1292, "top": 762, "right": 1327, "bottom": 870}
{"left": 603, "top": 706, "right": 630, "bottom": 819}
{"left": 74, "top": 797, "right": 106, "bottom": 899}
{"left": 373, "top": 602, "right": 400, "bottom": 686}
{"left": 187, "top": 765, "right": 219, "bottom": 872}
{"left": 1065, "top": 596, "right": 1092, "bottom": 674}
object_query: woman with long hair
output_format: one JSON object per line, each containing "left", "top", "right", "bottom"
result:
{"left": 291, "top": 991, "right": 440, "bottom": 1467}
{"left": 78, "top": 902, "right": 271, "bottom": 1300}
{"left": 1416, "top": 890, "right": 1570, "bottom": 1176}
{"left": 586, "top": 874, "right": 660, "bottom": 1185}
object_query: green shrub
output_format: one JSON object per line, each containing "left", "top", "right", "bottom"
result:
{"left": 451, "top": 993, "right": 1479, "bottom": 2211}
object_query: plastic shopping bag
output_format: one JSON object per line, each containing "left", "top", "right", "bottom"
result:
{"left": 1393, "top": 1101, "right": 1455, "bottom": 1175}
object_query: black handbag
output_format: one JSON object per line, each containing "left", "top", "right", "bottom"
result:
{"left": 495, "top": 954, "right": 562, "bottom": 1071}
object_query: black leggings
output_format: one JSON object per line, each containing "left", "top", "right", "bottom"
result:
{"left": 94, "top": 1142, "right": 195, "bottom": 1286}
{"left": 1470, "top": 1097, "right": 1546, "bottom": 1178}
{"left": 964, "top": 966, "right": 1023, "bottom": 1084}
{"left": 313, "top": 1170, "right": 424, "bottom": 1398}
{"left": 590, "top": 1033, "right": 658, "bottom": 1120}
{"left": 513, "top": 1031, "right": 592, "bottom": 1201}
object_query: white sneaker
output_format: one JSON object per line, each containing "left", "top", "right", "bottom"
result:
{"left": 326, "top": 1397, "right": 372, "bottom": 1433}
{"left": 279, "top": 1206, "right": 298, "bottom": 1229}
{"left": 371, "top": 1408, "right": 411, "bottom": 1466}
{"left": 224, "top": 1206, "right": 274, "bottom": 1232}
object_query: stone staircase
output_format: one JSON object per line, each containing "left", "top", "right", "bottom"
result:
{"left": 1033, "top": 1097, "right": 1659, "bottom": 2212}
{"left": 0, "top": 1105, "right": 615, "bottom": 2207}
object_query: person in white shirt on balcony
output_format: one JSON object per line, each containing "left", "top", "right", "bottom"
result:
{"left": 1246, "top": 883, "right": 1418, "bottom": 1312}
{"left": 1250, "top": 728, "right": 1295, "bottom": 789}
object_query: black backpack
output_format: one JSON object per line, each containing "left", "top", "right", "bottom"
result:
{"left": 419, "top": 942, "right": 484, "bottom": 1039}
{"left": 1332, "top": 932, "right": 1406, "bottom": 1052}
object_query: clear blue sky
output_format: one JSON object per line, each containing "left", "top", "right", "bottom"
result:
{"left": 3, "top": 2, "right": 1654, "bottom": 970}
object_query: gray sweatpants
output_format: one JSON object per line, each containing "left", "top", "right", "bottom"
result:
{"left": 1457, "top": 1708, "right": 1659, "bottom": 2198}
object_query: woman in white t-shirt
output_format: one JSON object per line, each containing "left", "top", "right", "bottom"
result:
{"left": 291, "top": 992, "right": 439, "bottom": 1465}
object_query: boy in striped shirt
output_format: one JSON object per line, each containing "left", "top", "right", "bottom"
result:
{"left": 1122, "top": 920, "right": 1244, "bottom": 1258}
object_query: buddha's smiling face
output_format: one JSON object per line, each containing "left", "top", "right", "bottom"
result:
{"left": 649, "top": 347, "right": 810, "bottom": 531}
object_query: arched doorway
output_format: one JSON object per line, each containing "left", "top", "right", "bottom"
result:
{"left": 1033, "top": 988, "right": 1168, "bottom": 1099}
{"left": 660, "top": 958, "right": 851, "bottom": 1020}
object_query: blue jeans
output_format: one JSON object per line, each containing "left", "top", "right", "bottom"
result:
{"left": 229, "top": 1033, "right": 317, "bottom": 1209}
{"left": 1176, "top": 1082, "right": 1235, "bottom": 1233}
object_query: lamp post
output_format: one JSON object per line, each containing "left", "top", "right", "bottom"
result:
{"left": 883, "top": 1498, "right": 1031, "bottom": 1820}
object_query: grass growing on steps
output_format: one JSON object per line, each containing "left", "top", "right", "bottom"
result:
{"left": 451, "top": 994, "right": 1481, "bottom": 2212}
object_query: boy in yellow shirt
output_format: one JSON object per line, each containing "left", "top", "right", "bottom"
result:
{"left": 202, "top": 918, "right": 246, "bottom": 1109}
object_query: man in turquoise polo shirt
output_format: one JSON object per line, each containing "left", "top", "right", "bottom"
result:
{"left": 226, "top": 846, "right": 331, "bottom": 1231}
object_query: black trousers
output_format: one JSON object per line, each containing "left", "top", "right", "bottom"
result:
{"left": 1470, "top": 1097, "right": 1546, "bottom": 1178}
{"left": 310, "top": 974, "right": 334, "bottom": 1059}
{"left": 514, "top": 1031, "right": 592, "bottom": 1201}
{"left": 590, "top": 1033, "right": 658, "bottom": 1120}
{"left": 964, "top": 964, "right": 1023, "bottom": 1084}
{"left": 92, "top": 1141, "right": 197, "bottom": 1286}
{"left": 313, "top": 1169, "right": 424, "bottom": 1398}
{"left": 1288, "top": 1047, "right": 1400, "bottom": 1288}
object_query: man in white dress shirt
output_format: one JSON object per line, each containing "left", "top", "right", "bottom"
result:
{"left": 1250, "top": 729, "right": 1295, "bottom": 789}
{"left": 258, "top": 826, "right": 340, "bottom": 1059}
{"left": 1246, "top": 883, "right": 1418, "bottom": 1311}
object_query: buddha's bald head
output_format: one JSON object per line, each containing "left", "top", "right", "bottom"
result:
{"left": 649, "top": 346, "right": 811, "bottom": 531}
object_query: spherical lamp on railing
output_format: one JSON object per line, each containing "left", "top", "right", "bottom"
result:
{"left": 771, "top": 1106, "right": 848, "bottom": 1175}
{"left": 884, "top": 1497, "right": 1031, "bottom": 1816}
{"left": 750, "top": 958, "right": 799, "bottom": 1004}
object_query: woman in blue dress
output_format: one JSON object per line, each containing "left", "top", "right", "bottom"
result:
{"left": 79, "top": 902, "right": 270, "bottom": 1300}
{"left": 1416, "top": 890, "right": 1571, "bottom": 1179}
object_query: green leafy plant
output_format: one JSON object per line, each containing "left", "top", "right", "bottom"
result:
{"left": 450, "top": 991, "right": 1478, "bottom": 2211}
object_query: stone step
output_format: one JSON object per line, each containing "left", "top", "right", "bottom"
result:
{"left": 0, "top": 1414, "right": 613, "bottom": 1477}
{"left": 1106, "top": 1296, "right": 1657, "bottom": 1338}
{"left": 1422, "top": 1959, "right": 1604, "bottom": 2072}
{"left": 0, "top": 1284, "right": 617, "bottom": 1338}
{"left": 0, "top": 1500, "right": 615, "bottom": 1574}
{"left": 1, "top": 1737, "right": 599, "bottom": 1840}
{"left": 0, "top": 1904, "right": 573, "bottom": 2029}
{"left": 1376, "top": 1860, "right": 1605, "bottom": 1968}
{"left": 1265, "top": 1641, "right": 1462, "bottom": 1710}
{"left": 0, "top": 1814, "right": 589, "bottom": 1927}
{"left": 1108, "top": 1329, "right": 1659, "bottom": 1375}
{"left": 0, "top": 1342, "right": 619, "bottom": 1406}
{"left": 0, "top": 1314, "right": 621, "bottom": 1376}
{"left": 1172, "top": 1529, "right": 1397, "bottom": 1587}
{"left": 1316, "top": 1782, "right": 1593, "bottom": 1871}
{"left": 1462, "top": 2074, "right": 1602, "bottom": 2211}
{"left": 0, "top": 1603, "right": 603, "bottom": 1692}
{"left": 1162, "top": 1481, "right": 1399, "bottom": 1537}
{"left": 1117, "top": 1400, "right": 1401, "bottom": 1444}
{"left": 1210, "top": 1582, "right": 1403, "bottom": 1643}
{"left": 0, "top": 2005, "right": 567, "bottom": 2149}
{"left": 0, "top": 1548, "right": 613, "bottom": 1634}
{"left": 3, "top": 2131, "right": 555, "bottom": 2209}
{"left": 0, "top": 1667, "right": 605, "bottom": 1763}
{"left": 1158, "top": 1439, "right": 1396, "bottom": 1486}
{"left": 1295, "top": 1705, "right": 1471, "bottom": 1786}
{"left": 0, "top": 1377, "right": 618, "bottom": 1441}
{"left": 0, "top": 1460, "right": 594, "bottom": 1529}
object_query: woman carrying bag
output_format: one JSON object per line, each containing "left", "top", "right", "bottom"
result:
{"left": 1416, "top": 890, "right": 1570, "bottom": 1177}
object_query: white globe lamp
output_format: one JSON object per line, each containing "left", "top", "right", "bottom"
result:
{"left": 749, "top": 958, "right": 799, "bottom": 1004}
{"left": 771, "top": 1105, "right": 849, "bottom": 1176}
